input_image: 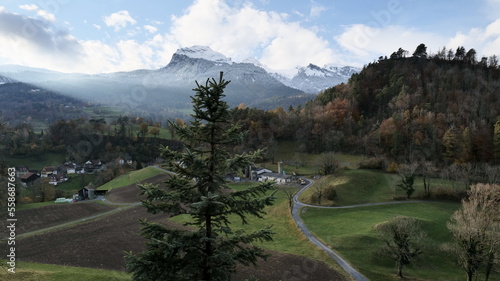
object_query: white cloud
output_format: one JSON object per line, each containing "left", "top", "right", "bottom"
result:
{"left": 103, "top": 10, "right": 137, "bottom": 32}
{"left": 169, "top": 0, "right": 340, "bottom": 70}
{"left": 310, "top": 1, "right": 326, "bottom": 18}
{"left": 447, "top": 19, "right": 500, "bottom": 58}
{"left": 93, "top": 24, "right": 101, "bottom": 30}
{"left": 143, "top": 25, "right": 157, "bottom": 33}
{"left": 335, "top": 24, "right": 448, "bottom": 61}
{"left": 37, "top": 9, "right": 56, "bottom": 22}
{"left": 19, "top": 4, "right": 39, "bottom": 11}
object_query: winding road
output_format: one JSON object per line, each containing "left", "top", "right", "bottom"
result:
{"left": 292, "top": 179, "right": 371, "bottom": 281}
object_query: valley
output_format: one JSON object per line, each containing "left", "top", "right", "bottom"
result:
{"left": 1, "top": 45, "right": 499, "bottom": 281}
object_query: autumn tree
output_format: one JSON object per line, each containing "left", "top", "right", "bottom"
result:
{"left": 397, "top": 163, "right": 418, "bottom": 199}
{"left": 315, "top": 152, "right": 339, "bottom": 176}
{"left": 446, "top": 184, "right": 500, "bottom": 281}
{"left": 126, "top": 72, "right": 276, "bottom": 281}
{"left": 376, "top": 216, "right": 427, "bottom": 278}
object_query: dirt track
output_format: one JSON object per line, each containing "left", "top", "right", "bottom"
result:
{"left": 15, "top": 171, "right": 347, "bottom": 280}
{"left": 0, "top": 202, "right": 118, "bottom": 236}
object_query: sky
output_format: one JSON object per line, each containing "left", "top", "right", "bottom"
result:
{"left": 0, "top": 0, "right": 499, "bottom": 74}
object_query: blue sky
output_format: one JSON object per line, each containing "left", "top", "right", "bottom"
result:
{"left": 0, "top": 0, "right": 499, "bottom": 74}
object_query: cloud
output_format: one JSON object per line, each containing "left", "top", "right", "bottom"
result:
{"left": 93, "top": 24, "right": 101, "bottom": 30}
{"left": 143, "top": 25, "right": 157, "bottom": 33}
{"left": 335, "top": 24, "right": 448, "bottom": 61}
{"left": 37, "top": 9, "right": 56, "bottom": 22}
{"left": 19, "top": 4, "right": 39, "bottom": 11}
{"left": 447, "top": 19, "right": 500, "bottom": 57}
{"left": 0, "top": 11, "right": 85, "bottom": 71}
{"left": 169, "top": 0, "right": 340, "bottom": 70}
{"left": 103, "top": 10, "right": 137, "bottom": 31}
{"left": 309, "top": 1, "right": 326, "bottom": 18}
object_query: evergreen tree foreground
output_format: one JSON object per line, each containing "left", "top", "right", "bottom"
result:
{"left": 125, "top": 72, "right": 276, "bottom": 281}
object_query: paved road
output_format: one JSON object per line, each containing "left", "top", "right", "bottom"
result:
{"left": 291, "top": 179, "right": 370, "bottom": 281}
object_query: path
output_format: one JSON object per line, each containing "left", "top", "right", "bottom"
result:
{"left": 292, "top": 179, "right": 370, "bottom": 281}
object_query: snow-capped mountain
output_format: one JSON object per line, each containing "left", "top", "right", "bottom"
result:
{"left": 275, "top": 63, "right": 361, "bottom": 94}
{"left": 0, "top": 46, "right": 358, "bottom": 116}
{"left": 175, "top": 45, "right": 233, "bottom": 64}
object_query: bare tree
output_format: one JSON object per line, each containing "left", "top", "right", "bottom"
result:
{"left": 315, "top": 152, "right": 339, "bottom": 176}
{"left": 375, "top": 216, "right": 427, "bottom": 278}
{"left": 446, "top": 184, "right": 500, "bottom": 281}
{"left": 397, "top": 163, "right": 418, "bottom": 199}
{"left": 311, "top": 184, "right": 325, "bottom": 205}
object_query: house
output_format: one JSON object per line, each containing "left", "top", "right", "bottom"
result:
{"left": 116, "top": 155, "right": 133, "bottom": 166}
{"left": 40, "top": 166, "right": 57, "bottom": 177}
{"left": 63, "top": 162, "right": 77, "bottom": 174}
{"left": 247, "top": 167, "right": 272, "bottom": 180}
{"left": 259, "top": 172, "right": 293, "bottom": 185}
{"left": 15, "top": 166, "right": 29, "bottom": 178}
{"left": 20, "top": 172, "right": 38, "bottom": 187}
{"left": 84, "top": 160, "right": 102, "bottom": 173}
{"left": 48, "top": 174, "right": 68, "bottom": 186}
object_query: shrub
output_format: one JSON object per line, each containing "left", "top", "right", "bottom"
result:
{"left": 386, "top": 162, "right": 399, "bottom": 173}
{"left": 360, "top": 157, "right": 384, "bottom": 170}
{"left": 20, "top": 196, "right": 34, "bottom": 204}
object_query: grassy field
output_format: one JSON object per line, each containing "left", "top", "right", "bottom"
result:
{"left": 299, "top": 202, "right": 491, "bottom": 281}
{"left": 97, "top": 166, "right": 166, "bottom": 191}
{"left": 0, "top": 149, "right": 66, "bottom": 170}
{"left": 169, "top": 182, "right": 352, "bottom": 279}
{"left": 299, "top": 169, "right": 398, "bottom": 206}
{"left": 258, "top": 140, "right": 363, "bottom": 177}
{"left": 0, "top": 260, "right": 130, "bottom": 281}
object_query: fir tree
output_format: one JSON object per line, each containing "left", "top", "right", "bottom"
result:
{"left": 125, "top": 72, "right": 275, "bottom": 281}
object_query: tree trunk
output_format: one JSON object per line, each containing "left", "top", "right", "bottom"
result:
{"left": 397, "top": 262, "right": 403, "bottom": 278}
{"left": 203, "top": 213, "right": 212, "bottom": 281}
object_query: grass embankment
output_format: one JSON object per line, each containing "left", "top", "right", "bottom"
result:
{"left": 0, "top": 260, "right": 130, "bottom": 281}
{"left": 302, "top": 203, "right": 471, "bottom": 281}
{"left": 299, "top": 169, "right": 460, "bottom": 206}
{"left": 169, "top": 182, "right": 352, "bottom": 279}
{"left": 297, "top": 168, "right": 497, "bottom": 281}
{"left": 97, "top": 166, "right": 166, "bottom": 191}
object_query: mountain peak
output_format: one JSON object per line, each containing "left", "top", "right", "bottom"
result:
{"left": 174, "top": 45, "right": 232, "bottom": 64}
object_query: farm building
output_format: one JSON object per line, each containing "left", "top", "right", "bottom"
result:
{"left": 259, "top": 172, "right": 293, "bottom": 185}
{"left": 20, "top": 172, "right": 39, "bottom": 187}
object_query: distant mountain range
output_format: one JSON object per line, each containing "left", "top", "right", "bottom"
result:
{"left": 0, "top": 46, "right": 360, "bottom": 116}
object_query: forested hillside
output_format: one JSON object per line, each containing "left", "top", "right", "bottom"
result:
{"left": 0, "top": 82, "right": 87, "bottom": 125}
{"left": 231, "top": 45, "right": 500, "bottom": 165}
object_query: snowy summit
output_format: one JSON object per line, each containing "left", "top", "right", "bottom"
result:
{"left": 175, "top": 46, "right": 233, "bottom": 64}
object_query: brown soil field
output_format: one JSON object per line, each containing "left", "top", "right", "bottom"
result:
{"left": 0, "top": 202, "right": 118, "bottom": 235}
{"left": 105, "top": 173, "right": 169, "bottom": 203}
{"left": 17, "top": 204, "right": 346, "bottom": 280}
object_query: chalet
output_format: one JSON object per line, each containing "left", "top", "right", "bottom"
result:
{"left": 40, "top": 166, "right": 57, "bottom": 177}
{"left": 20, "top": 172, "right": 38, "bottom": 187}
{"left": 48, "top": 174, "right": 68, "bottom": 186}
{"left": 84, "top": 160, "right": 102, "bottom": 173}
{"left": 259, "top": 172, "right": 293, "bottom": 185}
{"left": 63, "top": 162, "right": 77, "bottom": 174}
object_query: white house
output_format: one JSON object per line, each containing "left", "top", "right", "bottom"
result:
{"left": 259, "top": 172, "right": 293, "bottom": 185}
